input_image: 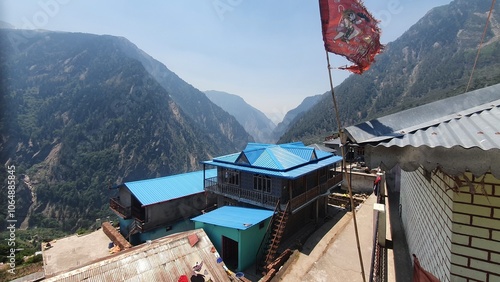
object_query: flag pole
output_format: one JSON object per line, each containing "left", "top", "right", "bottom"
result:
{"left": 325, "top": 50, "right": 366, "bottom": 282}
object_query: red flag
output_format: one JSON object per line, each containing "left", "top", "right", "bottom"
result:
{"left": 319, "top": 0, "right": 383, "bottom": 74}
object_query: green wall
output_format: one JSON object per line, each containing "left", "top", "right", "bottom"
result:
{"left": 194, "top": 217, "right": 271, "bottom": 272}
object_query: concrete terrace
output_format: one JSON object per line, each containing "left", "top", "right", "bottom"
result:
{"left": 42, "top": 228, "right": 112, "bottom": 277}
{"left": 271, "top": 184, "right": 412, "bottom": 281}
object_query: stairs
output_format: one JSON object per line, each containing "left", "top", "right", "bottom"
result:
{"left": 127, "top": 220, "right": 142, "bottom": 240}
{"left": 257, "top": 201, "right": 290, "bottom": 275}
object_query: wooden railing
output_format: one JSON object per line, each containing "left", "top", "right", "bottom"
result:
{"left": 289, "top": 174, "right": 343, "bottom": 210}
{"left": 205, "top": 173, "right": 343, "bottom": 212}
{"left": 205, "top": 178, "right": 279, "bottom": 209}
{"left": 110, "top": 197, "right": 131, "bottom": 218}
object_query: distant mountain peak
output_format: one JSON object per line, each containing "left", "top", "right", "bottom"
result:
{"left": 204, "top": 90, "right": 276, "bottom": 143}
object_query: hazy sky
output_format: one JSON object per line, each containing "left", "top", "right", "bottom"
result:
{"left": 1, "top": 0, "right": 453, "bottom": 123}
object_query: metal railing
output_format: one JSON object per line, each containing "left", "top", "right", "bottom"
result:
{"left": 369, "top": 180, "right": 387, "bottom": 282}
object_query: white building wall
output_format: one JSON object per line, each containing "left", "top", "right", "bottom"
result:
{"left": 400, "top": 167, "right": 453, "bottom": 281}
{"left": 450, "top": 172, "right": 500, "bottom": 281}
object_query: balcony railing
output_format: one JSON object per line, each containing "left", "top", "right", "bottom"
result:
{"left": 289, "top": 174, "right": 343, "bottom": 211}
{"left": 110, "top": 197, "right": 131, "bottom": 218}
{"left": 205, "top": 173, "right": 343, "bottom": 212}
{"left": 205, "top": 178, "right": 279, "bottom": 209}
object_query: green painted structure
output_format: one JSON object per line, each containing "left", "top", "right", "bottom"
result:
{"left": 192, "top": 206, "right": 274, "bottom": 272}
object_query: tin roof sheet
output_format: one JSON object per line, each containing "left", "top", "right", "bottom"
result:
{"left": 344, "top": 83, "right": 500, "bottom": 178}
{"left": 191, "top": 206, "right": 274, "bottom": 230}
{"left": 125, "top": 169, "right": 217, "bottom": 207}
{"left": 345, "top": 83, "right": 500, "bottom": 145}
{"left": 44, "top": 229, "right": 230, "bottom": 282}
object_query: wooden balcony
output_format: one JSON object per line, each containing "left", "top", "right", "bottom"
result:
{"left": 289, "top": 174, "right": 343, "bottom": 211}
{"left": 110, "top": 197, "right": 131, "bottom": 218}
{"left": 205, "top": 173, "right": 343, "bottom": 212}
{"left": 205, "top": 178, "right": 279, "bottom": 210}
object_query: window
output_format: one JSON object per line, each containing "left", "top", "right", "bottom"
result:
{"left": 222, "top": 169, "right": 239, "bottom": 186}
{"left": 253, "top": 174, "right": 271, "bottom": 193}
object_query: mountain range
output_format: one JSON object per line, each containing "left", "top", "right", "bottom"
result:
{"left": 1, "top": 0, "right": 498, "bottom": 233}
{"left": 0, "top": 29, "right": 252, "bottom": 231}
{"left": 204, "top": 90, "right": 276, "bottom": 143}
{"left": 279, "top": 0, "right": 500, "bottom": 144}
{"left": 204, "top": 90, "right": 322, "bottom": 143}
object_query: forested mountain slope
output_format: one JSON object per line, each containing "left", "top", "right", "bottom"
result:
{"left": 279, "top": 0, "right": 500, "bottom": 144}
{"left": 0, "top": 29, "right": 252, "bottom": 231}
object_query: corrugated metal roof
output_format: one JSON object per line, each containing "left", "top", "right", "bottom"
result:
{"left": 345, "top": 84, "right": 500, "bottom": 145}
{"left": 125, "top": 169, "right": 217, "bottom": 207}
{"left": 192, "top": 206, "right": 274, "bottom": 230}
{"left": 308, "top": 143, "right": 336, "bottom": 153}
{"left": 377, "top": 105, "right": 500, "bottom": 150}
{"left": 44, "top": 229, "right": 231, "bottom": 282}
{"left": 204, "top": 154, "right": 342, "bottom": 179}
{"left": 344, "top": 83, "right": 500, "bottom": 178}
{"left": 203, "top": 142, "right": 342, "bottom": 178}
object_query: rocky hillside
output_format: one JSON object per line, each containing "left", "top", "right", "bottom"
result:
{"left": 0, "top": 29, "right": 252, "bottom": 232}
{"left": 279, "top": 0, "right": 500, "bottom": 144}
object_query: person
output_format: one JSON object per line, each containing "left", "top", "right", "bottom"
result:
{"left": 373, "top": 174, "right": 381, "bottom": 196}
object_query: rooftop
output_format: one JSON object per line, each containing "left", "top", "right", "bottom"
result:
{"left": 124, "top": 169, "right": 217, "bottom": 206}
{"left": 192, "top": 206, "right": 274, "bottom": 230}
{"left": 44, "top": 229, "right": 231, "bottom": 282}
{"left": 344, "top": 83, "right": 500, "bottom": 178}
{"left": 203, "top": 142, "right": 342, "bottom": 179}
{"left": 42, "top": 228, "right": 113, "bottom": 277}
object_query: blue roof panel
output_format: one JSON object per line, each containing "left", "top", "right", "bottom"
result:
{"left": 252, "top": 149, "right": 283, "bottom": 170}
{"left": 243, "top": 148, "right": 265, "bottom": 164}
{"left": 281, "top": 147, "right": 314, "bottom": 161}
{"left": 191, "top": 206, "right": 274, "bottom": 230}
{"left": 204, "top": 155, "right": 342, "bottom": 179}
{"left": 125, "top": 169, "right": 217, "bottom": 206}
{"left": 207, "top": 142, "right": 341, "bottom": 176}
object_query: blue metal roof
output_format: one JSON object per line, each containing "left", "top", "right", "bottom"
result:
{"left": 125, "top": 169, "right": 217, "bottom": 207}
{"left": 191, "top": 206, "right": 274, "bottom": 230}
{"left": 202, "top": 142, "right": 342, "bottom": 178}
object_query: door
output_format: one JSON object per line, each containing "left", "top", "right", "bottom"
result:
{"left": 222, "top": 236, "right": 239, "bottom": 270}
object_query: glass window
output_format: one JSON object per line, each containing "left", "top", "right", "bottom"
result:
{"left": 222, "top": 169, "right": 239, "bottom": 186}
{"left": 253, "top": 174, "right": 271, "bottom": 193}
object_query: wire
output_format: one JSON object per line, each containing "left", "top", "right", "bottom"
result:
{"left": 465, "top": 0, "right": 497, "bottom": 92}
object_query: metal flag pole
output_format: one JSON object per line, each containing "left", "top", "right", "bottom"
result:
{"left": 325, "top": 50, "right": 366, "bottom": 282}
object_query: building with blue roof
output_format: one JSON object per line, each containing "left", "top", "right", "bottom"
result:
{"left": 201, "top": 142, "right": 343, "bottom": 270}
{"left": 192, "top": 206, "right": 274, "bottom": 272}
{"left": 202, "top": 142, "right": 343, "bottom": 212}
{"left": 109, "top": 169, "right": 218, "bottom": 245}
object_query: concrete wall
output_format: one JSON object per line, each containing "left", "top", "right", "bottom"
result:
{"left": 450, "top": 172, "right": 500, "bottom": 281}
{"left": 119, "top": 187, "right": 131, "bottom": 207}
{"left": 342, "top": 171, "right": 377, "bottom": 194}
{"left": 194, "top": 218, "right": 270, "bottom": 272}
{"left": 400, "top": 167, "right": 453, "bottom": 281}
{"left": 240, "top": 218, "right": 272, "bottom": 271}
{"left": 145, "top": 193, "right": 215, "bottom": 230}
{"left": 138, "top": 220, "right": 194, "bottom": 244}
